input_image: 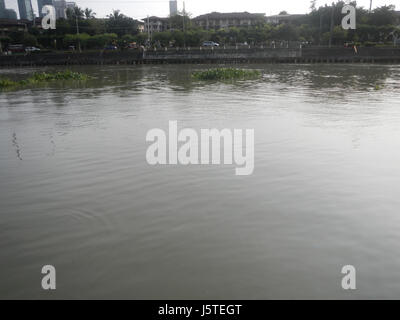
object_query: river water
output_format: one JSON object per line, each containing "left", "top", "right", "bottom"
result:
{"left": 1, "top": 64, "right": 400, "bottom": 299}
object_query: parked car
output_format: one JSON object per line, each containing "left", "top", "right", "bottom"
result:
{"left": 202, "top": 41, "right": 219, "bottom": 47}
{"left": 8, "top": 44, "right": 25, "bottom": 54}
{"left": 104, "top": 45, "right": 118, "bottom": 51}
{"left": 25, "top": 46, "right": 41, "bottom": 52}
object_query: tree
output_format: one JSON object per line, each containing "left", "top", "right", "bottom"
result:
{"left": 369, "top": 5, "right": 397, "bottom": 26}
{"left": 66, "top": 6, "right": 85, "bottom": 20}
{"left": 310, "top": 0, "right": 317, "bottom": 12}
{"left": 168, "top": 14, "right": 192, "bottom": 31}
{"left": 84, "top": 8, "right": 96, "bottom": 19}
{"left": 106, "top": 10, "right": 139, "bottom": 37}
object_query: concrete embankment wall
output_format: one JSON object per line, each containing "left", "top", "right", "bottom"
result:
{"left": 1, "top": 47, "right": 400, "bottom": 67}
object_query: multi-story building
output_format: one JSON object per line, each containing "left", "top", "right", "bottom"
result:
{"left": 135, "top": 20, "right": 145, "bottom": 33}
{"left": 37, "top": 0, "right": 54, "bottom": 17}
{"left": 53, "top": 0, "right": 67, "bottom": 19}
{"left": 5, "top": 9, "right": 18, "bottom": 20}
{"left": 169, "top": 0, "right": 178, "bottom": 16}
{"left": 66, "top": 1, "right": 76, "bottom": 10}
{"left": 193, "top": 12, "right": 265, "bottom": 30}
{"left": 143, "top": 16, "right": 169, "bottom": 34}
{"left": 18, "top": 0, "right": 34, "bottom": 20}
{"left": 0, "top": 0, "right": 17, "bottom": 20}
{"left": 265, "top": 14, "right": 306, "bottom": 25}
{"left": 0, "top": 0, "right": 6, "bottom": 19}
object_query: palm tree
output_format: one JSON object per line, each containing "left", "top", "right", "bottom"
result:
{"left": 66, "top": 6, "right": 85, "bottom": 20}
{"left": 84, "top": 8, "right": 96, "bottom": 19}
{"left": 107, "top": 10, "right": 125, "bottom": 21}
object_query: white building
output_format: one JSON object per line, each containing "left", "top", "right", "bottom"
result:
{"left": 54, "top": 0, "right": 67, "bottom": 19}
{"left": 66, "top": 1, "right": 76, "bottom": 10}
{"left": 169, "top": 0, "right": 178, "bottom": 16}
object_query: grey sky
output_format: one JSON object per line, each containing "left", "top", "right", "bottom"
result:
{"left": 5, "top": 0, "right": 397, "bottom": 20}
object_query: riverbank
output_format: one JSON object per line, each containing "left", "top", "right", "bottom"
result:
{"left": 1, "top": 47, "right": 400, "bottom": 67}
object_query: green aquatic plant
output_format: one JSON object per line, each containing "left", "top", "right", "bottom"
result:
{"left": 192, "top": 68, "right": 261, "bottom": 81}
{"left": 0, "top": 70, "right": 91, "bottom": 90}
{"left": 0, "top": 78, "right": 18, "bottom": 88}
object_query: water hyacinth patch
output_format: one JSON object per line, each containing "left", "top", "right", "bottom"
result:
{"left": 0, "top": 70, "right": 91, "bottom": 90}
{"left": 192, "top": 68, "right": 261, "bottom": 81}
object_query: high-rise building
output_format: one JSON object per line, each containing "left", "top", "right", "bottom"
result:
{"left": 169, "top": 0, "right": 178, "bottom": 16}
{"left": 37, "top": 0, "right": 54, "bottom": 17}
{"left": 18, "top": 0, "right": 34, "bottom": 20}
{"left": 66, "top": 1, "right": 76, "bottom": 10}
{"left": 0, "top": 0, "right": 7, "bottom": 19}
{"left": 0, "top": 0, "right": 18, "bottom": 20}
{"left": 5, "top": 9, "right": 18, "bottom": 19}
{"left": 54, "top": 0, "right": 67, "bottom": 19}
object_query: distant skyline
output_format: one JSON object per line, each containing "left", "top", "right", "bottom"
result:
{"left": 4, "top": 0, "right": 397, "bottom": 20}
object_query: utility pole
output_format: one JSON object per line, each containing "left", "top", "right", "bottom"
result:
{"left": 147, "top": 15, "right": 150, "bottom": 44}
{"left": 183, "top": 1, "right": 186, "bottom": 48}
{"left": 369, "top": 0, "right": 373, "bottom": 13}
{"left": 328, "top": 2, "right": 334, "bottom": 48}
{"left": 76, "top": 15, "right": 81, "bottom": 52}
{"left": 319, "top": 11, "right": 322, "bottom": 46}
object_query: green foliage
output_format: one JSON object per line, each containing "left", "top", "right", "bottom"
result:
{"left": 3, "top": 2, "right": 399, "bottom": 50}
{"left": 0, "top": 78, "right": 18, "bottom": 88}
{"left": 21, "top": 33, "right": 38, "bottom": 47}
{"left": 192, "top": 68, "right": 261, "bottom": 80}
{"left": 0, "top": 71, "right": 90, "bottom": 90}
{"left": 106, "top": 10, "right": 139, "bottom": 37}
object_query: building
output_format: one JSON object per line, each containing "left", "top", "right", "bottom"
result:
{"left": 193, "top": 12, "right": 265, "bottom": 30}
{"left": 265, "top": 14, "right": 306, "bottom": 25}
{"left": 0, "top": 0, "right": 6, "bottom": 19}
{"left": 395, "top": 11, "right": 400, "bottom": 25}
{"left": 169, "top": 0, "right": 178, "bottom": 16}
{"left": 135, "top": 20, "right": 145, "bottom": 33}
{"left": 143, "top": 16, "right": 169, "bottom": 34}
{"left": 53, "top": 0, "right": 67, "bottom": 19}
{"left": 66, "top": 1, "right": 76, "bottom": 9}
{"left": 0, "top": 0, "right": 18, "bottom": 20}
{"left": 5, "top": 9, "right": 18, "bottom": 20}
{"left": 37, "top": 0, "right": 54, "bottom": 17}
{"left": 18, "top": 0, "right": 34, "bottom": 20}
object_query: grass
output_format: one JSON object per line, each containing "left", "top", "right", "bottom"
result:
{"left": 0, "top": 70, "right": 91, "bottom": 90}
{"left": 192, "top": 68, "right": 261, "bottom": 81}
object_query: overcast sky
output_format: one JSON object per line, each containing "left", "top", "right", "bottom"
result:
{"left": 5, "top": 0, "right": 397, "bottom": 20}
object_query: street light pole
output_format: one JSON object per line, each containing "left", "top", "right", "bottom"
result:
{"left": 183, "top": 1, "right": 186, "bottom": 48}
{"left": 76, "top": 15, "right": 81, "bottom": 52}
{"left": 329, "top": 2, "right": 334, "bottom": 48}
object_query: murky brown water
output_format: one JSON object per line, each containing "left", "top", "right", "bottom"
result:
{"left": 1, "top": 64, "right": 400, "bottom": 299}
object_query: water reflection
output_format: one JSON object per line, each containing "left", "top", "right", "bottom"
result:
{"left": 12, "top": 132, "right": 22, "bottom": 160}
